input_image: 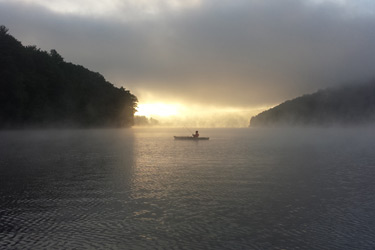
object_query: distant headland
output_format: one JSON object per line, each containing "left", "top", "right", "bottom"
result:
{"left": 0, "top": 25, "right": 137, "bottom": 128}
{"left": 250, "top": 81, "right": 375, "bottom": 127}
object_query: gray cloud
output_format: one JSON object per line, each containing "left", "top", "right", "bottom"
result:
{"left": 1, "top": 0, "right": 375, "bottom": 107}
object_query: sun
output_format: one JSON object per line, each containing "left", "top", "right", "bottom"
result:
{"left": 135, "top": 103, "right": 180, "bottom": 117}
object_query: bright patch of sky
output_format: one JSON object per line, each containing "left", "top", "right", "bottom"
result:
{"left": 310, "top": 0, "right": 375, "bottom": 16}
{"left": 6, "top": 0, "right": 202, "bottom": 18}
{"left": 2, "top": 0, "right": 374, "bottom": 20}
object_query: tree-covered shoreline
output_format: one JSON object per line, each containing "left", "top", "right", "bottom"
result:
{"left": 250, "top": 81, "right": 375, "bottom": 127}
{"left": 0, "top": 25, "right": 137, "bottom": 128}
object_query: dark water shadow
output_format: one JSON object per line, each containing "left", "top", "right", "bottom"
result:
{"left": 0, "top": 129, "right": 136, "bottom": 249}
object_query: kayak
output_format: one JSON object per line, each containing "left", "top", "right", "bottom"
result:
{"left": 174, "top": 136, "right": 209, "bottom": 140}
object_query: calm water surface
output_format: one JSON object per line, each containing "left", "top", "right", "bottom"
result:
{"left": 1, "top": 128, "right": 375, "bottom": 249}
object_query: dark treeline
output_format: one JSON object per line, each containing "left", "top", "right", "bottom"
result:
{"left": 0, "top": 25, "right": 137, "bottom": 128}
{"left": 134, "top": 116, "right": 159, "bottom": 126}
{"left": 250, "top": 81, "right": 375, "bottom": 127}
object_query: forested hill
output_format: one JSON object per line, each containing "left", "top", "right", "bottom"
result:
{"left": 0, "top": 25, "right": 137, "bottom": 128}
{"left": 250, "top": 81, "right": 375, "bottom": 127}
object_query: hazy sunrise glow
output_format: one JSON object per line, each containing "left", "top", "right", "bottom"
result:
{"left": 135, "top": 103, "right": 181, "bottom": 117}
{"left": 134, "top": 101, "right": 271, "bottom": 127}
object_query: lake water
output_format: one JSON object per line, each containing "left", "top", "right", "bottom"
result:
{"left": 1, "top": 127, "right": 375, "bottom": 249}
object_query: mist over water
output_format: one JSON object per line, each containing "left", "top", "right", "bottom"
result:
{"left": 1, "top": 127, "right": 375, "bottom": 249}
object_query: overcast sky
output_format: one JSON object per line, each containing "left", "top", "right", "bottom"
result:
{"left": 1, "top": 0, "right": 375, "bottom": 110}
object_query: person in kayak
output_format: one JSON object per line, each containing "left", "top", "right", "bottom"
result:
{"left": 193, "top": 131, "right": 199, "bottom": 138}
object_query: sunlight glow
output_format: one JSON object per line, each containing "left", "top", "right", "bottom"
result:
{"left": 134, "top": 101, "right": 272, "bottom": 128}
{"left": 135, "top": 103, "right": 181, "bottom": 117}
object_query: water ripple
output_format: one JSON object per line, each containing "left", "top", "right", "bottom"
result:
{"left": 1, "top": 128, "right": 375, "bottom": 249}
